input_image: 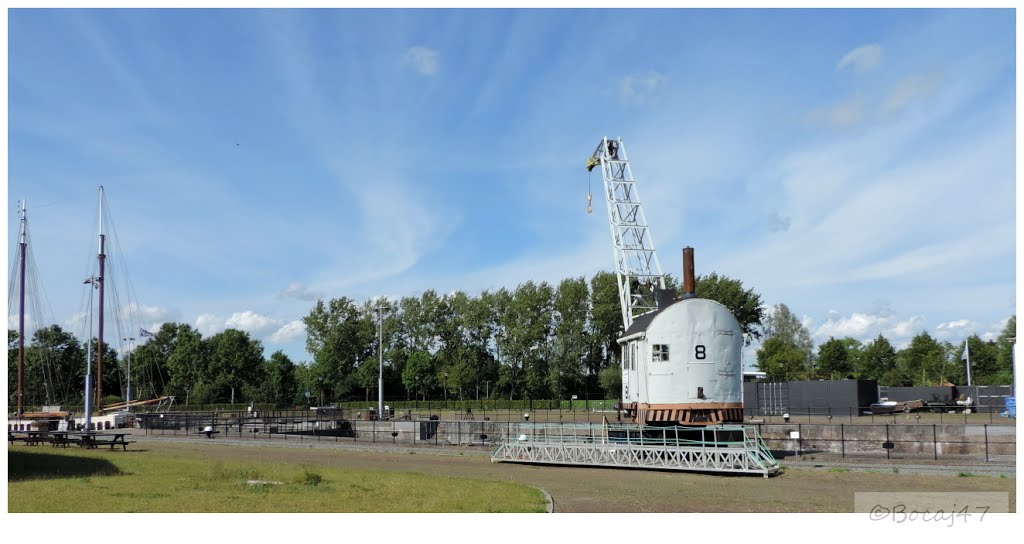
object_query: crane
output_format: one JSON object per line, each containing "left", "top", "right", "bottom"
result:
{"left": 586, "top": 137, "right": 667, "bottom": 330}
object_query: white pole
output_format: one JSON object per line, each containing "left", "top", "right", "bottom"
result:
{"left": 123, "top": 337, "right": 134, "bottom": 409}
{"left": 84, "top": 278, "right": 97, "bottom": 431}
{"left": 378, "top": 302, "right": 384, "bottom": 417}
{"left": 965, "top": 339, "right": 973, "bottom": 387}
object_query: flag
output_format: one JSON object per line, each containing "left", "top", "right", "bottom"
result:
{"left": 139, "top": 328, "right": 155, "bottom": 338}
{"left": 961, "top": 340, "right": 970, "bottom": 362}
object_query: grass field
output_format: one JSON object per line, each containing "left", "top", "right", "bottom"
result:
{"left": 7, "top": 446, "right": 546, "bottom": 513}
{"left": 9, "top": 438, "right": 1015, "bottom": 513}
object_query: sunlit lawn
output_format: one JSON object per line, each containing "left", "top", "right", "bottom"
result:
{"left": 8, "top": 445, "right": 546, "bottom": 513}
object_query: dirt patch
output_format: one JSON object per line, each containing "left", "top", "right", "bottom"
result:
{"left": 135, "top": 438, "right": 1016, "bottom": 513}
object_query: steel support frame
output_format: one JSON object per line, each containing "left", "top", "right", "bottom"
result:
{"left": 491, "top": 423, "right": 779, "bottom": 477}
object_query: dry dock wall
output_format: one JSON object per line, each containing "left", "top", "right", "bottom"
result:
{"left": 757, "top": 423, "right": 1015, "bottom": 458}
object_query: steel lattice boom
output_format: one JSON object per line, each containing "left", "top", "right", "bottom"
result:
{"left": 587, "top": 137, "right": 666, "bottom": 329}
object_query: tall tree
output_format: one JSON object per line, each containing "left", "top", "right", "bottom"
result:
{"left": 957, "top": 335, "right": 1000, "bottom": 385}
{"left": 694, "top": 272, "right": 765, "bottom": 345}
{"left": 993, "top": 315, "right": 1016, "bottom": 384}
{"left": 896, "top": 332, "right": 948, "bottom": 386}
{"left": 761, "top": 303, "right": 814, "bottom": 376}
{"left": 756, "top": 336, "right": 807, "bottom": 381}
{"left": 588, "top": 271, "right": 622, "bottom": 370}
{"left": 303, "top": 297, "right": 374, "bottom": 402}
{"left": 130, "top": 322, "right": 181, "bottom": 401}
{"left": 402, "top": 350, "right": 434, "bottom": 400}
{"left": 499, "top": 281, "right": 554, "bottom": 399}
{"left": 205, "top": 328, "right": 265, "bottom": 403}
{"left": 598, "top": 365, "right": 621, "bottom": 399}
{"left": 165, "top": 324, "right": 208, "bottom": 405}
{"left": 549, "top": 277, "right": 588, "bottom": 399}
{"left": 27, "top": 325, "right": 86, "bottom": 407}
{"left": 261, "top": 350, "right": 298, "bottom": 407}
{"left": 859, "top": 334, "right": 898, "bottom": 384}
{"left": 816, "top": 337, "right": 853, "bottom": 380}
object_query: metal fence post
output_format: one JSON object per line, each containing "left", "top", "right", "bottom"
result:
{"left": 984, "top": 424, "right": 989, "bottom": 463}
{"left": 840, "top": 424, "right": 845, "bottom": 458}
{"left": 885, "top": 424, "right": 890, "bottom": 460}
{"left": 933, "top": 424, "right": 938, "bottom": 461}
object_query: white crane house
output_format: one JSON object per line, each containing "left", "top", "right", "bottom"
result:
{"left": 587, "top": 138, "right": 743, "bottom": 424}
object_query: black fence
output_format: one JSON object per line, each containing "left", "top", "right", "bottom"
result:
{"left": 741, "top": 405, "right": 1016, "bottom": 425}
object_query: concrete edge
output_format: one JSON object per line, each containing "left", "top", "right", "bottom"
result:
{"left": 536, "top": 486, "right": 554, "bottom": 513}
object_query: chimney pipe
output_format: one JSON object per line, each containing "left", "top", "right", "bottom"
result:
{"left": 682, "top": 246, "right": 696, "bottom": 299}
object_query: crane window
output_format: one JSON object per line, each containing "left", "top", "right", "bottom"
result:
{"left": 652, "top": 344, "right": 669, "bottom": 362}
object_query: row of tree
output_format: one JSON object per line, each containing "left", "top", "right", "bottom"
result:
{"left": 756, "top": 306, "right": 1016, "bottom": 386}
{"left": 7, "top": 269, "right": 1014, "bottom": 409}
{"left": 8, "top": 271, "right": 763, "bottom": 408}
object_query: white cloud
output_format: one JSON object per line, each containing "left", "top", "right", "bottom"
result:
{"left": 195, "top": 313, "right": 223, "bottom": 337}
{"left": 618, "top": 70, "right": 666, "bottom": 105}
{"left": 812, "top": 311, "right": 925, "bottom": 347}
{"left": 225, "top": 311, "right": 279, "bottom": 336}
{"left": 936, "top": 319, "right": 971, "bottom": 330}
{"left": 278, "top": 282, "right": 322, "bottom": 302}
{"left": 404, "top": 46, "right": 439, "bottom": 76}
{"left": 836, "top": 43, "right": 882, "bottom": 73}
{"left": 933, "top": 317, "right": 1008, "bottom": 343}
{"left": 120, "top": 303, "right": 176, "bottom": 323}
{"left": 268, "top": 320, "right": 306, "bottom": 344}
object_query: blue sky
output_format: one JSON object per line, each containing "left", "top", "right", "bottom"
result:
{"left": 6, "top": 8, "right": 1017, "bottom": 369}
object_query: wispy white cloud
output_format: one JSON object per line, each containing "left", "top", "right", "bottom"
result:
{"left": 836, "top": 43, "right": 883, "bottom": 73}
{"left": 883, "top": 72, "right": 944, "bottom": 115}
{"left": 618, "top": 70, "right": 666, "bottom": 105}
{"left": 404, "top": 46, "right": 439, "bottom": 76}
{"left": 268, "top": 320, "right": 306, "bottom": 344}
{"left": 806, "top": 95, "right": 866, "bottom": 129}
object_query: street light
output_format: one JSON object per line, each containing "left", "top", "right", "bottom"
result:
{"left": 376, "top": 300, "right": 389, "bottom": 418}
{"left": 83, "top": 276, "right": 101, "bottom": 430}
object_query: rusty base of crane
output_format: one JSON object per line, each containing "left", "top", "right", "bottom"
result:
{"left": 623, "top": 402, "right": 743, "bottom": 425}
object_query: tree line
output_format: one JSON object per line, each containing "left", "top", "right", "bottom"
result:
{"left": 7, "top": 270, "right": 1014, "bottom": 410}
{"left": 757, "top": 306, "right": 1016, "bottom": 386}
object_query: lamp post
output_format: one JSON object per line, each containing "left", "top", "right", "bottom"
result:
{"left": 83, "top": 276, "right": 101, "bottom": 430}
{"left": 377, "top": 300, "right": 388, "bottom": 418}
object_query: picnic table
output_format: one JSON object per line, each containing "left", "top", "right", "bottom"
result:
{"left": 69, "top": 431, "right": 134, "bottom": 451}
{"left": 9, "top": 430, "right": 50, "bottom": 446}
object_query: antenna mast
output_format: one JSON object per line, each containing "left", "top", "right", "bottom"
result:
{"left": 586, "top": 137, "right": 666, "bottom": 329}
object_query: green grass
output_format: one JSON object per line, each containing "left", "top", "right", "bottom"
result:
{"left": 8, "top": 447, "right": 545, "bottom": 513}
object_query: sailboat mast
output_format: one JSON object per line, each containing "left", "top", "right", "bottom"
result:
{"left": 97, "top": 186, "right": 107, "bottom": 411}
{"left": 17, "top": 200, "right": 27, "bottom": 417}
